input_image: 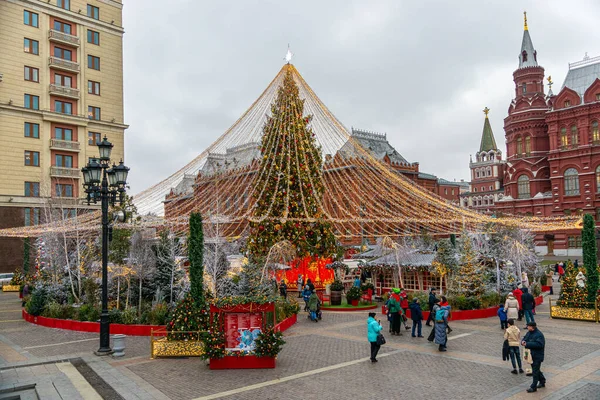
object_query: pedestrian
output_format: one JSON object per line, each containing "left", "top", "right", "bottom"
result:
{"left": 497, "top": 303, "right": 508, "bottom": 330}
{"left": 367, "top": 312, "right": 383, "bottom": 362}
{"left": 426, "top": 287, "right": 437, "bottom": 326}
{"left": 554, "top": 263, "right": 559, "bottom": 275}
{"left": 400, "top": 288, "right": 411, "bottom": 331}
{"left": 427, "top": 298, "right": 441, "bottom": 342}
{"left": 513, "top": 286, "right": 523, "bottom": 321}
{"left": 385, "top": 295, "right": 393, "bottom": 333}
{"left": 388, "top": 288, "right": 402, "bottom": 336}
{"left": 308, "top": 290, "right": 320, "bottom": 322}
{"left": 521, "top": 287, "right": 535, "bottom": 326}
{"left": 521, "top": 272, "right": 530, "bottom": 288}
{"left": 434, "top": 296, "right": 450, "bottom": 351}
{"left": 522, "top": 322, "right": 546, "bottom": 393}
{"left": 504, "top": 319, "right": 524, "bottom": 374}
{"left": 558, "top": 264, "right": 565, "bottom": 281}
{"left": 409, "top": 298, "right": 424, "bottom": 338}
{"left": 574, "top": 259, "right": 579, "bottom": 269}
{"left": 279, "top": 280, "right": 287, "bottom": 299}
{"left": 504, "top": 292, "right": 519, "bottom": 321}
{"left": 302, "top": 285, "right": 312, "bottom": 312}
{"left": 306, "top": 278, "right": 315, "bottom": 292}
{"left": 354, "top": 276, "right": 361, "bottom": 288}
{"left": 297, "top": 274, "right": 303, "bottom": 298}
{"left": 439, "top": 296, "right": 453, "bottom": 334}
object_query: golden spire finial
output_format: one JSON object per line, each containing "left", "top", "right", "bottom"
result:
{"left": 547, "top": 75, "right": 553, "bottom": 88}
{"left": 524, "top": 11, "right": 528, "bottom": 31}
{"left": 483, "top": 107, "right": 490, "bottom": 118}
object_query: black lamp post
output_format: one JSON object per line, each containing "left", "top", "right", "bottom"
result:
{"left": 82, "top": 136, "right": 129, "bottom": 355}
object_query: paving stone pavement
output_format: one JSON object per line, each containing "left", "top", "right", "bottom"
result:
{"left": 3, "top": 289, "right": 600, "bottom": 399}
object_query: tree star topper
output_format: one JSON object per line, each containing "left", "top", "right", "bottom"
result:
{"left": 284, "top": 44, "right": 293, "bottom": 64}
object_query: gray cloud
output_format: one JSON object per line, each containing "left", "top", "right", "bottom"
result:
{"left": 123, "top": 0, "right": 599, "bottom": 194}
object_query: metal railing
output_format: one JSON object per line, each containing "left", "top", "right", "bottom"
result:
{"left": 50, "top": 139, "right": 80, "bottom": 152}
{"left": 49, "top": 84, "right": 80, "bottom": 99}
{"left": 49, "top": 56, "right": 80, "bottom": 73}
{"left": 549, "top": 297, "right": 599, "bottom": 323}
{"left": 50, "top": 166, "right": 80, "bottom": 178}
{"left": 48, "top": 29, "right": 80, "bottom": 46}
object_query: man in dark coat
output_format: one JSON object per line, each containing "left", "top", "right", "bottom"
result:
{"left": 521, "top": 287, "right": 535, "bottom": 326}
{"left": 426, "top": 288, "right": 437, "bottom": 326}
{"left": 522, "top": 322, "right": 546, "bottom": 393}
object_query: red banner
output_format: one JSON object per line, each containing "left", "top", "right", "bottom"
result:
{"left": 276, "top": 256, "right": 333, "bottom": 287}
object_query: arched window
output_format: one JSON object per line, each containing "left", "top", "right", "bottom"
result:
{"left": 522, "top": 83, "right": 527, "bottom": 94}
{"left": 475, "top": 170, "right": 479, "bottom": 178}
{"left": 487, "top": 167, "right": 492, "bottom": 176}
{"left": 525, "top": 136, "right": 531, "bottom": 155}
{"left": 517, "top": 175, "right": 530, "bottom": 199}
{"left": 596, "top": 165, "right": 600, "bottom": 193}
{"left": 564, "top": 168, "right": 580, "bottom": 196}
{"left": 571, "top": 126, "right": 578, "bottom": 146}
{"left": 516, "top": 137, "right": 523, "bottom": 155}
{"left": 560, "top": 127, "right": 568, "bottom": 148}
{"left": 592, "top": 121, "right": 599, "bottom": 143}
{"left": 522, "top": 51, "right": 528, "bottom": 62}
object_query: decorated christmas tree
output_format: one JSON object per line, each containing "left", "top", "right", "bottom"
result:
{"left": 166, "top": 293, "right": 209, "bottom": 340}
{"left": 188, "top": 212, "right": 205, "bottom": 307}
{"left": 557, "top": 263, "right": 588, "bottom": 308}
{"left": 582, "top": 214, "right": 599, "bottom": 304}
{"left": 246, "top": 67, "right": 337, "bottom": 262}
{"left": 453, "top": 234, "right": 486, "bottom": 297}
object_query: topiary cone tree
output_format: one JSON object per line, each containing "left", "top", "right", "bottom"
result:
{"left": 582, "top": 213, "right": 599, "bottom": 304}
{"left": 247, "top": 66, "right": 337, "bottom": 262}
{"left": 188, "top": 212, "right": 205, "bottom": 307}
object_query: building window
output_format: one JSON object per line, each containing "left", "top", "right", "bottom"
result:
{"left": 564, "top": 100, "right": 571, "bottom": 107}
{"left": 444, "top": 188, "right": 447, "bottom": 195}
{"left": 88, "top": 81, "right": 100, "bottom": 95}
{"left": 24, "top": 11, "right": 39, "bottom": 27}
{"left": 516, "top": 137, "right": 522, "bottom": 155}
{"left": 55, "top": 127, "right": 73, "bottom": 141}
{"left": 567, "top": 236, "right": 582, "bottom": 248}
{"left": 54, "top": 100, "right": 73, "bottom": 115}
{"left": 489, "top": 185, "right": 493, "bottom": 191}
{"left": 475, "top": 170, "right": 479, "bottom": 178}
{"left": 560, "top": 127, "right": 568, "bottom": 148}
{"left": 592, "top": 121, "right": 599, "bottom": 143}
{"left": 24, "top": 66, "right": 39, "bottom": 82}
{"left": 451, "top": 189, "right": 455, "bottom": 195}
{"left": 517, "top": 175, "right": 530, "bottom": 199}
{"left": 474, "top": 188, "right": 477, "bottom": 192}
{"left": 24, "top": 150, "right": 40, "bottom": 166}
{"left": 24, "top": 94, "right": 39, "bottom": 110}
{"left": 597, "top": 94, "right": 600, "bottom": 101}
{"left": 521, "top": 51, "right": 528, "bottom": 62}
{"left": 54, "top": 73, "right": 72, "bottom": 87}
{"left": 54, "top": 46, "right": 72, "bottom": 61}
{"left": 24, "top": 38, "right": 39, "bottom": 54}
{"left": 24, "top": 122, "right": 39, "bottom": 138}
{"left": 57, "top": 0, "right": 70, "bottom": 10}
{"left": 88, "top": 132, "right": 101, "bottom": 145}
{"left": 87, "top": 4, "right": 99, "bottom": 19}
{"left": 88, "top": 55, "right": 100, "bottom": 70}
{"left": 55, "top": 154, "right": 73, "bottom": 168}
{"left": 87, "top": 30, "right": 99, "bottom": 45}
{"left": 525, "top": 136, "right": 531, "bottom": 155}
{"left": 24, "top": 208, "right": 40, "bottom": 226}
{"left": 564, "top": 168, "right": 580, "bottom": 196}
{"left": 596, "top": 165, "right": 600, "bottom": 193}
{"left": 63, "top": 209, "right": 76, "bottom": 219}
{"left": 53, "top": 20, "right": 72, "bottom": 34}
{"left": 56, "top": 184, "right": 74, "bottom": 197}
{"left": 24, "top": 182, "right": 40, "bottom": 197}
{"left": 522, "top": 83, "right": 527, "bottom": 94}
{"left": 88, "top": 106, "right": 101, "bottom": 120}
{"left": 571, "top": 126, "right": 578, "bottom": 146}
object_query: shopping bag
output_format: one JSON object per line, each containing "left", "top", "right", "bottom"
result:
{"left": 523, "top": 348, "right": 533, "bottom": 364}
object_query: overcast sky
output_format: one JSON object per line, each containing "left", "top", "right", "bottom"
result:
{"left": 122, "top": 0, "right": 599, "bottom": 194}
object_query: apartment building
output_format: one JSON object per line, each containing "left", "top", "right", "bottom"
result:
{"left": 0, "top": 0, "right": 127, "bottom": 272}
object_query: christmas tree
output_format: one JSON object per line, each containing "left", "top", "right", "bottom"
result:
{"left": 453, "top": 234, "right": 486, "bottom": 297}
{"left": 247, "top": 67, "right": 337, "bottom": 262}
{"left": 557, "top": 263, "right": 588, "bottom": 308}
{"left": 166, "top": 293, "right": 209, "bottom": 340}
{"left": 188, "top": 212, "right": 205, "bottom": 307}
{"left": 582, "top": 214, "right": 599, "bottom": 304}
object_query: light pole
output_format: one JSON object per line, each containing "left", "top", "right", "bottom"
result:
{"left": 81, "top": 136, "right": 129, "bottom": 355}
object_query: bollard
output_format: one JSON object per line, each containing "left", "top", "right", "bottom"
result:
{"left": 112, "top": 334, "right": 126, "bottom": 357}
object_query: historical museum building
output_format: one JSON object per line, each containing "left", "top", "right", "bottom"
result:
{"left": 492, "top": 15, "right": 600, "bottom": 256}
{"left": 460, "top": 109, "right": 506, "bottom": 213}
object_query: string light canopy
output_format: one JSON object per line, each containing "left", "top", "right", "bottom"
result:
{"left": 0, "top": 63, "right": 581, "bottom": 239}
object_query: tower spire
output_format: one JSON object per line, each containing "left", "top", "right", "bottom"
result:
{"left": 524, "top": 11, "right": 528, "bottom": 31}
{"left": 479, "top": 108, "right": 497, "bottom": 152}
{"left": 518, "top": 12, "right": 538, "bottom": 68}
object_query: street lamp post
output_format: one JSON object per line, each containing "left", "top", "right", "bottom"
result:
{"left": 81, "top": 136, "right": 129, "bottom": 355}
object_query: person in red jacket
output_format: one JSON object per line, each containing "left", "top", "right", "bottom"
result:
{"left": 513, "top": 286, "right": 523, "bottom": 321}
{"left": 399, "top": 288, "right": 411, "bottom": 331}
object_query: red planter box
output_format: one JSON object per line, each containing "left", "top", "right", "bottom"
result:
{"left": 209, "top": 355, "right": 276, "bottom": 370}
{"left": 274, "top": 314, "right": 297, "bottom": 333}
{"left": 351, "top": 299, "right": 359, "bottom": 306}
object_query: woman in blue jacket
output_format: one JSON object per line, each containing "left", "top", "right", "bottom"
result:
{"left": 367, "top": 312, "right": 383, "bottom": 362}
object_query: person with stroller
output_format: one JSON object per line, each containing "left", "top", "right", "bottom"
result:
{"left": 308, "top": 290, "right": 321, "bottom": 322}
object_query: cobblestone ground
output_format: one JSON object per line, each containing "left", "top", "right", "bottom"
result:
{"left": 2, "top": 283, "right": 600, "bottom": 399}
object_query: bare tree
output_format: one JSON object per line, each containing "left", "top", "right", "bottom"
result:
{"left": 154, "top": 229, "right": 186, "bottom": 304}
{"left": 128, "top": 230, "right": 157, "bottom": 313}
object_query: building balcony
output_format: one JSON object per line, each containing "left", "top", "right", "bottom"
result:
{"left": 48, "top": 29, "right": 80, "bottom": 47}
{"left": 49, "top": 84, "right": 80, "bottom": 99}
{"left": 50, "top": 166, "right": 80, "bottom": 179}
{"left": 49, "top": 56, "right": 80, "bottom": 73}
{"left": 50, "top": 139, "right": 80, "bottom": 152}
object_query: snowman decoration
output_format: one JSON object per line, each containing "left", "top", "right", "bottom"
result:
{"left": 576, "top": 271, "right": 587, "bottom": 289}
